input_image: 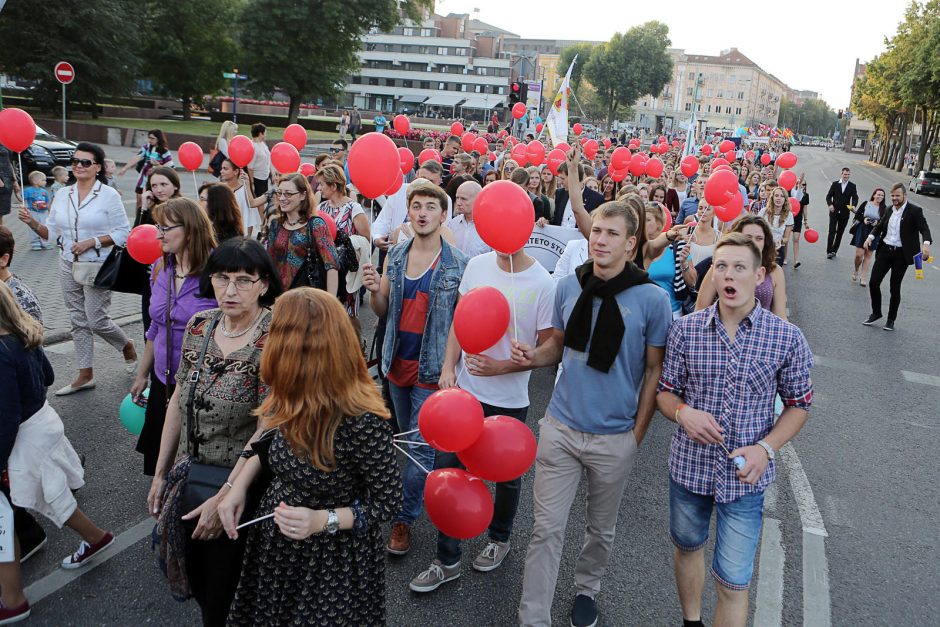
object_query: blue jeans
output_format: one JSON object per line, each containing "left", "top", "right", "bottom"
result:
{"left": 669, "top": 479, "right": 765, "bottom": 590}
{"left": 436, "top": 403, "right": 529, "bottom": 565}
{"left": 387, "top": 381, "right": 437, "bottom": 526}
{"left": 28, "top": 210, "right": 47, "bottom": 247}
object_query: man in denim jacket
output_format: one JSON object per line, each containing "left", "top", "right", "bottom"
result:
{"left": 363, "top": 181, "right": 468, "bottom": 557}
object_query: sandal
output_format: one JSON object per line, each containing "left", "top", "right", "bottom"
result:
{"left": 851, "top": 272, "right": 859, "bottom": 282}
{"left": 860, "top": 280, "right": 867, "bottom": 287}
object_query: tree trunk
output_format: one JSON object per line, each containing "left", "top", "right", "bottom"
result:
{"left": 917, "top": 109, "right": 937, "bottom": 173}
{"left": 182, "top": 96, "right": 192, "bottom": 121}
{"left": 90, "top": 100, "right": 98, "bottom": 120}
{"left": 288, "top": 95, "right": 301, "bottom": 126}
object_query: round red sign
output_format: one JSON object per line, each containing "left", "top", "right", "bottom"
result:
{"left": 54, "top": 61, "right": 75, "bottom": 85}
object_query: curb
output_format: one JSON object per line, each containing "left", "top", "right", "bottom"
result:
{"left": 44, "top": 313, "right": 143, "bottom": 348}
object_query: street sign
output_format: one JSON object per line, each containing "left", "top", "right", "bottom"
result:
{"left": 222, "top": 72, "right": 248, "bottom": 80}
{"left": 54, "top": 61, "right": 75, "bottom": 85}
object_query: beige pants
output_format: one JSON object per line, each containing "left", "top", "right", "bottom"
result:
{"left": 60, "top": 258, "right": 129, "bottom": 369}
{"left": 518, "top": 413, "right": 638, "bottom": 627}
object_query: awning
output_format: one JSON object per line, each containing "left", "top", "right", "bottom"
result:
{"left": 424, "top": 93, "right": 466, "bottom": 107}
{"left": 459, "top": 95, "right": 501, "bottom": 110}
{"left": 397, "top": 96, "right": 427, "bottom": 105}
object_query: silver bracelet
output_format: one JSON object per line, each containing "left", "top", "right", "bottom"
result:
{"left": 224, "top": 481, "right": 234, "bottom": 490}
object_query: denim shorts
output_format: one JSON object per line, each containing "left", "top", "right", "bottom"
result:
{"left": 669, "top": 479, "right": 765, "bottom": 590}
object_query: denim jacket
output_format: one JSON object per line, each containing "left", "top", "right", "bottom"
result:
{"left": 381, "top": 236, "right": 468, "bottom": 384}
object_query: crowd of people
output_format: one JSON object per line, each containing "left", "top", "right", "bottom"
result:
{"left": 0, "top": 116, "right": 931, "bottom": 627}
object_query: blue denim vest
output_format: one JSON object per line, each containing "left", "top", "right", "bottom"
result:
{"left": 381, "top": 237, "right": 468, "bottom": 384}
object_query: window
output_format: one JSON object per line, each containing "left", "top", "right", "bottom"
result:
{"left": 420, "top": 46, "right": 430, "bottom": 55}
{"left": 438, "top": 82, "right": 445, "bottom": 90}
{"left": 420, "top": 28, "right": 431, "bottom": 36}
{"left": 440, "top": 65, "right": 449, "bottom": 73}
{"left": 385, "top": 79, "right": 395, "bottom": 87}
{"left": 456, "top": 48, "right": 467, "bottom": 56}
{"left": 403, "top": 80, "right": 413, "bottom": 88}
{"left": 706, "top": 105, "right": 712, "bottom": 112}
{"left": 403, "top": 27, "right": 413, "bottom": 36}
{"left": 729, "top": 75, "right": 736, "bottom": 83}
{"left": 725, "top": 107, "right": 732, "bottom": 114}
{"left": 352, "top": 76, "right": 362, "bottom": 84}
{"left": 689, "top": 72, "right": 695, "bottom": 80}
{"left": 697, "top": 103, "right": 702, "bottom": 112}
{"left": 707, "top": 89, "right": 713, "bottom": 97}
{"left": 421, "top": 81, "right": 430, "bottom": 89}
{"left": 368, "top": 78, "right": 378, "bottom": 86}
{"left": 438, "top": 47, "right": 447, "bottom": 55}
{"left": 461, "top": 84, "right": 468, "bottom": 92}
{"left": 717, "top": 90, "right": 723, "bottom": 98}
{"left": 475, "top": 85, "right": 482, "bottom": 93}
{"left": 685, "top": 103, "right": 692, "bottom": 111}
{"left": 687, "top": 87, "right": 694, "bottom": 96}
{"left": 498, "top": 86, "right": 505, "bottom": 95}
{"left": 478, "top": 67, "right": 488, "bottom": 76}
{"left": 735, "top": 107, "right": 742, "bottom": 115}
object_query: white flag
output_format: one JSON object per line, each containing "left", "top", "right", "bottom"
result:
{"left": 545, "top": 58, "right": 575, "bottom": 147}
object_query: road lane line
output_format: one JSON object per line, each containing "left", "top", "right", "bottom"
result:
{"left": 813, "top": 354, "right": 875, "bottom": 375}
{"left": 900, "top": 370, "right": 940, "bottom": 387}
{"left": 802, "top": 532, "right": 832, "bottom": 627}
{"left": 24, "top": 517, "right": 154, "bottom": 604}
{"left": 780, "top": 443, "right": 827, "bottom": 537}
{"left": 754, "top": 518, "right": 784, "bottom": 627}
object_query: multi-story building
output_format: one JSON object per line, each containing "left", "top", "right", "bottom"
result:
{"left": 342, "top": 13, "right": 514, "bottom": 118}
{"left": 631, "top": 48, "right": 790, "bottom": 134}
{"left": 844, "top": 58, "right": 876, "bottom": 153}
{"left": 786, "top": 89, "right": 820, "bottom": 106}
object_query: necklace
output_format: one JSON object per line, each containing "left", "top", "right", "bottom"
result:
{"left": 220, "top": 308, "right": 264, "bottom": 338}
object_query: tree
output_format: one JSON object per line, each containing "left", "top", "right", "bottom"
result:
{"left": 140, "top": 0, "right": 239, "bottom": 120}
{"left": 557, "top": 43, "right": 596, "bottom": 93}
{"left": 779, "top": 98, "right": 838, "bottom": 136}
{"left": 0, "top": 0, "right": 142, "bottom": 116}
{"left": 237, "top": 0, "right": 433, "bottom": 124}
{"left": 584, "top": 21, "right": 673, "bottom": 131}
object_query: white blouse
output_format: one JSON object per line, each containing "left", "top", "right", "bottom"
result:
{"left": 46, "top": 181, "right": 130, "bottom": 263}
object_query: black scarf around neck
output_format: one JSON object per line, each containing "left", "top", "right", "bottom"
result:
{"left": 564, "top": 260, "right": 652, "bottom": 373}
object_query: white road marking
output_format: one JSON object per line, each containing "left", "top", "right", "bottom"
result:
{"left": 902, "top": 419, "right": 939, "bottom": 431}
{"left": 780, "top": 443, "right": 827, "bottom": 537}
{"left": 813, "top": 354, "right": 875, "bottom": 375}
{"left": 900, "top": 370, "right": 940, "bottom": 388}
{"left": 754, "top": 518, "right": 784, "bottom": 627}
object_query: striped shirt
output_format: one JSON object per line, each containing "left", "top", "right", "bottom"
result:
{"left": 387, "top": 252, "right": 441, "bottom": 389}
{"left": 658, "top": 302, "right": 813, "bottom": 502}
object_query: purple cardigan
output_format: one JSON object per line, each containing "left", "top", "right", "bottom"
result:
{"left": 146, "top": 258, "right": 217, "bottom": 385}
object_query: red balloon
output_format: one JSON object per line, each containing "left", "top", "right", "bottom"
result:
{"left": 126, "top": 225, "right": 162, "bottom": 265}
{"left": 525, "top": 141, "right": 546, "bottom": 166}
{"left": 227, "top": 135, "right": 254, "bottom": 168}
{"left": 177, "top": 142, "right": 203, "bottom": 172}
{"left": 701, "top": 144, "right": 713, "bottom": 156}
{"left": 628, "top": 153, "right": 647, "bottom": 177}
{"left": 424, "top": 469, "right": 493, "bottom": 540}
{"left": 499, "top": 129, "right": 509, "bottom": 138}
{"left": 473, "top": 180, "right": 535, "bottom": 253}
{"left": 712, "top": 165, "right": 733, "bottom": 174}
{"left": 646, "top": 157, "right": 664, "bottom": 179}
{"left": 629, "top": 139, "right": 640, "bottom": 149}
{"left": 672, "top": 140, "right": 680, "bottom": 148}
{"left": 704, "top": 169, "right": 739, "bottom": 206}
{"left": 680, "top": 155, "right": 699, "bottom": 178}
{"left": 611, "top": 147, "right": 631, "bottom": 171}
{"left": 419, "top": 388, "right": 484, "bottom": 452}
{"left": 711, "top": 157, "right": 729, "bottom": 169}
{"left": 745, "top": 150, "right": 756, "bottom": 161}
{"left": 789, "top": 197, "right": 801, "bottom": 216}
{"left": 649, "top": 143, "right": 660, "bottom": 155}
{"left": 547, "top": 149, "right": 566, "bottom": 176}
{"left": 283, "top": 124, "right": 307, "bottom": 151}
{"left": 602, "top": 138, "right": 612, "bottom": 149}
{"left": 724, "top": 150, "right": 736, "bottom": 162}
{"left": 583, "top": 139, "right": 599, "bottom": 160}
{"left": 778, "top": 170, "right": 797, "bottom": 191}
{"left": 458, "top": 416, "right": 537, "bottom": 482}
{"left": 398, "top": 146, "right": 415, "bottom": 175}
{"left": 760, "top": 153, "right": 772, "bottom": 165}
{"left": 776, "top": 152, "right": 797, "bottom": 169}
{"left": 719, "top": 139, "right": 735, "bottom": 153}
{"left": 348, "top": 132, "right": 399, "bottom": 198}
{"left": 610, "top": 167, "right": 628, "bottom": 182}
{"left": 461, "top": 133, "right": 476, "bottom": 153}
{"left": 454, "top": 286, "right": 510, "bottom": 355}
{"left": 572, "top": 123, "right": 583, "bottom": 136}
{"left": 317, "top": 210, "right": 337, "bottom": 240}
{"left": 536, "top": 123, "right": 544, "bottom": 133}
{"left": 0, "top": 108, "right": 36, "bottom": 153}
{"left": 659, "top": 135, "right": 667, "bottom": 144}
{"left": 473, "top": 136, "right": 489, "bottom": 154}
{"left": 385, "top": 169, "right": 404, "bottom": 196}
{"left": 451, "top": 122, "right": 464, "bottom": 136}
{"left": 510, "top": 143, "right": 528, "bottom": 166}
{"left": 418, "top": 148, "right": 442, "bottom": 165}
{"left": 804, "top": 228, "right": 820, "bottom": 243}
{"left": 393, "top": 114, "right": 410, "bottom": 135}
{"left": 660, "top": 205, "right": 673, "bottom": 232}
{"left": 270, "top": 141, "right": 300, "bottom": 174}
{"left": 512, "top": 102, "right": 527, "bottom": 119}
{"left": 300, "top": 162, "right": 316, "bottom": 177}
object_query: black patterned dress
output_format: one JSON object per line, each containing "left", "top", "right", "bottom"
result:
{"left": 228, "top": 414, "right": 402, "bottom": 626}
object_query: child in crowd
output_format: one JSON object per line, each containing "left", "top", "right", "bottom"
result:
{"left": 22, "top": 171, "right": 52, "bottom": 250}
{"left": 49, "top": 166, "right": 69, "bottom": 198}
{"left": 103, "top": 159, "right": 118, "bottom": 187}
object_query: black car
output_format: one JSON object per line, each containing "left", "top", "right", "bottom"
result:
{"left": 18, "top": 124, "right": 77, "bottom": 181}
{"left": 908, "top": 170, "right": 940, "bottom": 196}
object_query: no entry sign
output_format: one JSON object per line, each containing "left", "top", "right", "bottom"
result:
{"left": 54, "top": 61, "right": 75, "bottom": 85}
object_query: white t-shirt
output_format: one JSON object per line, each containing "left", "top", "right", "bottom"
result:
{"left": 249, "top": 140, "right": 271, "bottom": 180}
{"left": 561, "top": 199, "right": 577, "bottom": 228}
{"left": 233, "top": 185, "right": 261, "bottom": 234}
{"left": 446, "top": 215, "right": 492, "bottom": 258}
{"left": 456, "top": 252, "right": 556, "bottom": 408}
{"left": 760, "top": 209, "right": 794, "bottom": 245}
{"left": 553, "top": 237, "right": 588, "bottom": 281}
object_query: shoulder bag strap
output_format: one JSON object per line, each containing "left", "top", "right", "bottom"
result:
{"left": 163, "top": 259, "right": 174, "bottom": 393}
{"left": 186, "top": 312, "right": 222, "bottom": 461}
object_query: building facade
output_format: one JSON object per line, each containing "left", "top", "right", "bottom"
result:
{"left": 844, "top": 58, "right": 875, "bottom": 153}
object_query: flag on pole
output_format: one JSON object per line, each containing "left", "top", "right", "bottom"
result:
{"left": 545, "top": 57, "right": 575, "bottom": 147}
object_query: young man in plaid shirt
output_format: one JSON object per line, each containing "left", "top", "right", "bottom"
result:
{"left": 657, "top": 232, "right": 814, "bottom": 627}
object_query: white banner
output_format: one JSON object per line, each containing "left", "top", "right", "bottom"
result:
{"left": 0, "top": 492, "right": 13, "bottom": 563}
{"left": 525, "top": 225, "right": 583, "bottom": 272}
{"left": 545, "top": 58, "right": 575, "bottom": 147}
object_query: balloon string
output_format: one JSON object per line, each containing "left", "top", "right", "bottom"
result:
{"left": 393, "top": 439, "right": 431, "bottom": 447}
{"left": 509, "top": 254, "right": 518, "bottom": 342}
{"left": 192, "top": 171, "right": 199, "bottom": 197}
{"left": 394, "top": 443, "right": 431, "bottom": 475}
{"left": 394, "top": 428, "right": 419, "bottom": 438}
{"left": 17, "top": 153, "right": 24, "bottom": 200}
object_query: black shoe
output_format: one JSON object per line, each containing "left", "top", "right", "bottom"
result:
{"left": 883, "top": 320, "right": 896, "bottom": 331}
{"left": 862, "top": 314, "right": 882, "bottom": 326}
{"left": 794, "top": 262, "right": 801, "bottom": 269}
{"left": 570, "top": 594, "right": 598, "bottom": 627}
{"left": 826, "top": 252, "right": 834, "bottom": 259}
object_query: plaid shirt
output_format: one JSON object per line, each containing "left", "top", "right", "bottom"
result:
{"left": 658, "top": 302, "right": 813, "bottom": 503}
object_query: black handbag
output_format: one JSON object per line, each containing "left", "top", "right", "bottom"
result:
{"left": 93, "top": 246, "right": 150, "bottom": 295}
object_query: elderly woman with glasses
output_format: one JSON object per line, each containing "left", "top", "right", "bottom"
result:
{"left": 150, "top": 237, "right": 283, "bottom": 626}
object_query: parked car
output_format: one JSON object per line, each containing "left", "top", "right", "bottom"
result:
{"left": 18, "top": 124, "right": 77, "bottom": 181}
{"left": 908, "top": 170, "right": 940, "bottom": 195}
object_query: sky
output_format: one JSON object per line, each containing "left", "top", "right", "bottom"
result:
{"left": 435, "top": 0, "right": 911, "bottom": 109}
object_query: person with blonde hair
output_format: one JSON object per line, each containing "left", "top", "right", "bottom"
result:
{"left": 760, "top": 186, "right": 794, "bottom": 265}
{"left": 219, "top": 288, "right": 401, "bottom": 626}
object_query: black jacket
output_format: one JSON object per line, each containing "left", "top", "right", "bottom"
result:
{"left": 551, "top": 187, "right": 605, "bottom": 226}
{"left": 825, "top": 180, "right": 858, "bottom": 212}
{"left": 870, "top": 202, "right": 932, "bottom": 264}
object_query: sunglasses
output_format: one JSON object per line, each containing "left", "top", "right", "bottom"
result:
{"left": 329, "top": 147, "right": 342, "bottom": 154}
{"left": 70, "top": 158, "right": 96, "bottom": 168}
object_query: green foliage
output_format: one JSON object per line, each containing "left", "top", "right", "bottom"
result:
{"left": 778, "top": 98, "right": 838, "bottom": 136}
{"left": 557, "top": 43, "right": 596, "bottom": 93}
{"left": 584, "top": 21, "right": 673, "bottom": 130}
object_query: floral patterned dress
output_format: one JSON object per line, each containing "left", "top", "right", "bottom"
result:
{"left": 228, "top": 415, "right": 402, "bottom": 626}
{"left": 317, "top": 199, "right": 366, "bottom": 315}
{"left": 266, "top": 218, "right": 338, "bottom": 290}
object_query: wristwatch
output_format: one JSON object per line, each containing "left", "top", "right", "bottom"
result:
{"left": 324, "top": 509, "right": 339, "bottom": 535}
{"left": 756, "top": 439, "right": 775, "bottom": 461}
{"left": 93, "top": 237, "right": 102, "bottom": 251}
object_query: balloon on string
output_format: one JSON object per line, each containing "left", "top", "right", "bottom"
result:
{"left": 418, "top": 388, "right": 484, "bottom": 452}
{"left": 610, "top": 147, "right": 631, "bottom": 171}
{"left": 555, "top": 142, "right": 571, "bottom": 154}
{"left": 510, "top": 143, "right": 528, "bottom": 166}
{"left": 458, "top": 416, "right": 537, "bottom": 482}
{"left": 454, "top": 286, "right": 510, "bottom": 354}
{"left": 119, "top": 390, "right": 148, "bottom": 435}
{"left": 660, "top": 205, "right": 673, "bottom": 232}
{"left": 547, "top": 149, "right": 566, "bottom": 175}
{"left": 719, "top": 139, "right": 735, "bottom": 153}
{"left": 271, "top": 142, "right": 300, "bottom": 174}
{"left": 776, "top": 152, "right": 797, "bottom": 169}
{"left": 724, "top": 150, "right": 736, "bottom": 162}
{"left": 317, "top": 210, "right": 337, "bottom": 240}
{"left": 398, "top": 147, "right": 415, "bottom": 175}
{"left": 680, "top": 155, "right": 700, "bottom": 178}
{"left": 804, "top": 228, "right": 819, "bottom": 243}
{"left": 745, "top": 150, "right": 755, "bottom": 161}
{"left": 176, "top": 142, "right": 203, "bottom": 171}
{"left": 610, "top": 167, "right": 628, "bottom": 182}
{"left": 418, "top": 148, "right": 442, "bottom": 165}
{"left": 572, "top": 123, "right": 583, "bottom": 136}
{"left": 602, "top": 138, "right": 612, "bottom": 149}
{"left": 473, "top": 136, "right": 489, "bottom": 154}
{"left": 704, "top": 169, "right": 740, "bottom": 206}
{"left": 760, "top": 153, "right": 772, "bottom": 165}
{"left": 0, "top": 108, "right": 36, "bottom": 153}
{"left": 789, "top": 197, "right": 801, "bottom": 216}
{"left": 583, "top": 139, "right": 599, "bottom": 160}
{"left": 646, "top": 157, "right": 664, "bottom": 179}
{"left": 711, "top": 157, "right": 729, "bottom": 169}
{"left": 300, "top": 162, "right": 316, "bottom": 177}
{"left": 393, "top": 114, "right": 410, "bottom": 135}
{"left": 227, "top": 135, "right": 254, "bottom": 168}
{"left": 282, "top": 124, "right": 307, "bottom": 151}
{"left": 451, "top": 122, "right": 464, "bottom": 136}
{"left": 512, "top": 102, "right": 527, "bottom": 119}
{"left": 672, "top": 140, "right": 680, "bottom": 148}
{"left": 384, "top": 169, "right": 404, "bottom": 196}
{"left": 525, "top": 141, "right": 545, "bottom": 166}
{"left": 499, "top": 129, "right": 509, "bottom": 138}
{"left": 473, "top": 180, "right": 535, "bottom": 253}
{"left": 126, "top": 225, "right": 162, "bottom": 264}
{"left": 535, "top": 123, "right": 544, "bottom": 133}
{"left": 659, "top": 135, "right": 667, "bottom": 144}
{"left": 778, "top": 170, "right": 797, "bottom": 191}
{"left": 461, "top": 133, "right": 476, "bottom": 153}
{"left": 628, "top": 152, "right": 647, "bottom": 177}
{"left": 424, "top": 469, "right": 493, "bottom": 539}
{"left": 348, "top": 132, "right": 400, "bottom": 199}
{"left": 701, "top": 144, "right": 713, "bottom": 156}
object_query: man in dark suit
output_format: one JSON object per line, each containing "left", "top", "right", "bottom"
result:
{"left": 862, "top": 182, "right": 932, "bottom": 330}
{"left": 825, "top": 167, "right": 859, "bottom": 258}
{"left": 551, "top": 161, "right": 605, "bottom": 227}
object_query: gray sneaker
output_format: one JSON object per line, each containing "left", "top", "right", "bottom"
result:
{"left": 472, "top": 540, "right": 511, "bottom": 572}
{"left": 409, "top": 559, "right": 460, "bottom": 593}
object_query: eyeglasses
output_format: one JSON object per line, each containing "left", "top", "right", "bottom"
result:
{"left": 70, "top": 158, "right": 95, "bottom": 168}
{"left": 275, "top": 190, "right": 302, "bottom": 198}
{"left": 329, "top": 147, "right": 342, "bottom": 154}
{"left": 155, "top": 224, "right": 183, "bottom": 236}
{"left": 210, "top": 274, "right": 263, "bottom": 291}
